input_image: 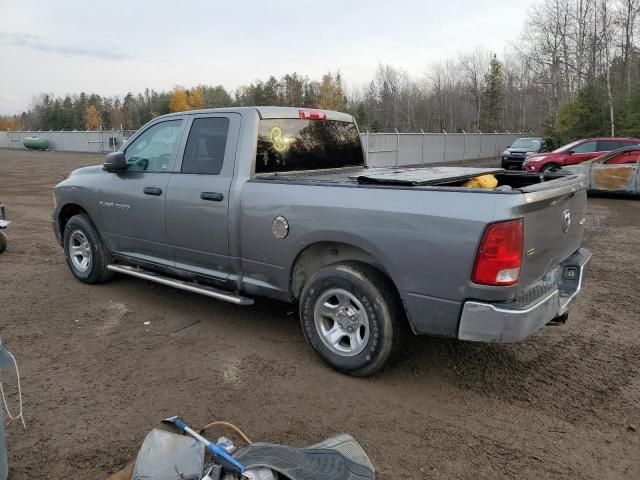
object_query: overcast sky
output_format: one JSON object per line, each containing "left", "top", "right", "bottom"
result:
{"left": 0, "top": 0, "right": 531, "bottom": 115}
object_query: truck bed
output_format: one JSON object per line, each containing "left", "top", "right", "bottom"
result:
{"left": 254, "top": 166, "right": 580, "bottom": 193}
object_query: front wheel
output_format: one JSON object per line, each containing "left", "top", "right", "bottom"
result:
{"left": 541, "top": 163, "right": 560, "bottom": 173}
{"left": 63, "top": 214, "right": 114, "bottom": 284}
{"left": 299, "top": 262, "right": 403, "bottom": 376}
{"left": 0, "top": 231, "right": 6, "bottom": 254}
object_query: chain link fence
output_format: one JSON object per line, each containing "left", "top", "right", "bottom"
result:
{"left": 1, "top": 129, "right": 525, "bottom": 166}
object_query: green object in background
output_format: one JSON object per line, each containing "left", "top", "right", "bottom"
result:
{"left": 22, "top": 136, "right": 49, "bottom": 150}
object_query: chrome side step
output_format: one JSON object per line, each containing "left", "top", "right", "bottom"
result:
{"left": 107, "top": 264, "right": 254, "bottom": 306}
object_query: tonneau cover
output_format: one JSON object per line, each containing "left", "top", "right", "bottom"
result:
{"left": 352, "top": 167, "right": 504, "bottom": 186}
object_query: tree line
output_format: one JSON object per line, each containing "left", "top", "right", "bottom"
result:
{"left": 2, "top": 0, "right": 640, "bottom": 146}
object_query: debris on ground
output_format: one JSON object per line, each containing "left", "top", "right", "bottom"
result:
{"left": 116, "top": 416, "right": 375, "bottom": 480}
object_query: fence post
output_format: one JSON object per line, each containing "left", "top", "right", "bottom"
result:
{"left": 395, "top": 128, "right": 399, "bottom": 166}
{"left": 462, "top": 130, "right": 466, "bottom": 161}
{"left": 366, "top": 130, "right": 370, "bottom": 163}
{"left": 420, "top": 129, "right": 425, "bottom": 166}
{"left": 442, "top": 129, "right": 447, "bottom": 163}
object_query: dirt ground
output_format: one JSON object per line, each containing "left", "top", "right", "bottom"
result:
{"left": 0, "top": 148, "right": 638, "bottom": 480}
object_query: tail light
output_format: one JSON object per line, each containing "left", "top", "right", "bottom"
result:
{"left": 299, "top": 109, "right": 326, "bottom": 120}
{"left": 472, "top": 219, "right": 524, "bottom": 286}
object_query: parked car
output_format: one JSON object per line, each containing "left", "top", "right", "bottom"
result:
{"left": 501, "top": 137, "right": 550, "bottom": 170}
{"left": 52, "top": 107, "right": 591, "bottom": 376}
{"left": 562, "top": 145, "right": 640, "bottom": 196}
{"left": 523, "top": 137, "right": 640, "bottom": 173}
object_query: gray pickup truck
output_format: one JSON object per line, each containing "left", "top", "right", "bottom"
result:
{"left": 52, "top": 107, "right": 591, "bottom": 376}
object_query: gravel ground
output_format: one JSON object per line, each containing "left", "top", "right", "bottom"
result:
{"left": 0, "top": 149, "right": 638, "bottom": 479}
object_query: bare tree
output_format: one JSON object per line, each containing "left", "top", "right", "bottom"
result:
{"left": 459, "top": 48, "right": 491, "bottom": 131}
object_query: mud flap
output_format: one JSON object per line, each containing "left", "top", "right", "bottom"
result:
{"left": 547, "top": 312, "right": 569, "bottom": 326}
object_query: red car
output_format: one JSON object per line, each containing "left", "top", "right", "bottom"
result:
{"left": 522, "top": 137, "right": 640, "bottom": 173}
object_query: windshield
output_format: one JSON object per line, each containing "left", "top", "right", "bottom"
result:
{"left": 553, "top": 140, "right": 582, "bottom": 153}
{"left": 510, "top": 138, "right": 541, "bottom": 150}
{"left": 255, "top": 119, "right": 364, "bottom": 174}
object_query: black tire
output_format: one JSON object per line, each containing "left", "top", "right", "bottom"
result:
{"left": 541, "top": 163, "right": 560, "bottom": 173}
{"left": 63, "top": 214, "right": 114, "bottom": 284}
{"left": 299, "top": 262, "right": 404, "bottom": 376}
{"left": 0, "top": 231, "right": 6, "bottom": 254}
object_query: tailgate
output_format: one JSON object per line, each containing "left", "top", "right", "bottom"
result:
{"left": 517, "top": 175, "right": 587, "bottom": 290}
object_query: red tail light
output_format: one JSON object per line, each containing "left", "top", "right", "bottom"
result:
{"left": 299, "top": 109, "right": 326, "bottom": 120}
{"left": 472, "top": 219, "right": 524, "bottom": 286}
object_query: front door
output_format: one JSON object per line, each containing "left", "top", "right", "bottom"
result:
{"left": 98, "top": 118, "right": 185, "bottom": 265}
{"left": 566, "top": 140, "right": 599, "bottom": 165}
{"left": 590, "top": 150, "right": 639, "bottom": 193}
{"left": 165, "top": 113, "right": 241, "bottom": 279}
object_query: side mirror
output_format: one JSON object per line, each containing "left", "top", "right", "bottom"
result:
{"left": 103, "top": 151, "right": 127, "bottom": 172}
{"left": 566, "top": 150, "right": 574, "bottom": 155}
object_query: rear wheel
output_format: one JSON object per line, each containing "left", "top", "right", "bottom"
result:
{"left": 0, "top": 231, "right": 6, "bottom": 254}
{"left": 299, "top": 262, "right": 403, "bottom": 376}
{"left": 63, "top": 214, "right": 114, "bottom": 283}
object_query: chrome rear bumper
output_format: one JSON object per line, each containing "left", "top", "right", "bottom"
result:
{"left": 458, "top": 248, "right": 592, "bottom": 343}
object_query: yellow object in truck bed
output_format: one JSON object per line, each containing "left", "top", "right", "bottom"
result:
{"left": 462, "top": 174, "right": 498, "bottom": 189}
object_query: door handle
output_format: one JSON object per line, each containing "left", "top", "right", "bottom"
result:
{"left": 200, "top": 192, "right": 224, "bottom": 202}
{"left": 143, "top": 186, "right": 163, "bottom": 196}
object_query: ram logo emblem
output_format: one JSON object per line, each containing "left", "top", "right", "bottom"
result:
{"left": 562, "top": 209, "right": 571, "bottom": 234}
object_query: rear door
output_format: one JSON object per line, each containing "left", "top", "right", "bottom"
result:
{"left": 165, "top": 113, "right": 241, "bottom": 279}
{"left": 590, "top": 150, "right": 639, "bottom": 193}
{"left": 98, "top": 118, "right": 185, "bottom": 265}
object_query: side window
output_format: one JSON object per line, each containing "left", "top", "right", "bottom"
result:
{"left": 181, "top": 117, "right": 230, "bottom": 175}
{"left": 124, "top": 120, "right": 183, "bottom": 172}
{"left": 573, "top": 141, "right": 598, "bottom": 153}
{"left": 607, "top": 151, "right": 640, "bottom": 164}
{"left": 597, "top": 140, "right": 623, "bottom": 151}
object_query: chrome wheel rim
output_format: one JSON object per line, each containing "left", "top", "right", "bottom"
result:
{"left": 313, "top": 288, "right": 370, "bottom": 357}
{"left": 68, "top": 230, "right": 92, "bottom": 273}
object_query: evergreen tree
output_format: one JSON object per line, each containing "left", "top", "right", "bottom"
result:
{"left": 482, "top": 55, "right": 504, "bottom": 131}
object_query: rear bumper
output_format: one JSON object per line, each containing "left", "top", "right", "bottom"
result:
{"left": 458, "top": 247, "right": 591, "bottom": 343}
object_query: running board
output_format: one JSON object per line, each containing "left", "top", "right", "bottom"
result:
{"left": 107, "top": 264, "right": 254, "bottom": 305}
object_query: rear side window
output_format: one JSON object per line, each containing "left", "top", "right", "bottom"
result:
{"left": 181, "top": 117, "right": 230, "bottom": 175}
{"left": 597, "top": 140, "right": 620, "bottom": 151}
{"left": 597, "top": 140, "right": 636, "bottom": 151}
{"left": 255, "top": 119, "right": 364, "bottom": 174}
